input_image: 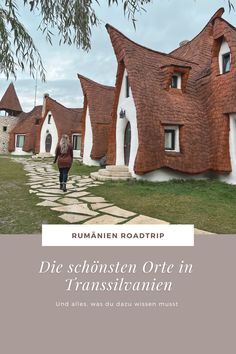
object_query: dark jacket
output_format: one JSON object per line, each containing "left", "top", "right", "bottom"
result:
{"left": 54, "top": 144, "right": 73, "bottom": 168}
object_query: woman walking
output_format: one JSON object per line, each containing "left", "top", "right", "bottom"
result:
{"left": 54, "top": 134, "right": 73, "bottom": 192}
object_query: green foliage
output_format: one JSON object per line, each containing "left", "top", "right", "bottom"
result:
{"left": 0, "top": 0, "right": 45, "bottom": 80}
{"left": 0, "top": 1, "right": 234, "bottom": 81}
{"left": 0, "top": 0, "right": 152, "bottom": 81}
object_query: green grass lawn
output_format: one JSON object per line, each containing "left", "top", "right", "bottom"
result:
{"left": 89, "top": 179, "right": 236, "bottom": 234}
{"left": 0, "top": 157, "right": 99, "bottom": 234}
{"left": 1, "top": 156, "right": 236, "bottom": 233}
{"left": 0, "top": 157, "right": 64, "bottom": 233}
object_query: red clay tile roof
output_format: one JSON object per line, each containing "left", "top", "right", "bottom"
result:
{"left": 106, "top": 8, "right": 235, "bottom": 175}
{"left": 78, "top": 74, "right": 115, "bottom": 160}
{"left": 8, "top": 105, "right": 42, "bottom": 152}
{"left": 42, "top": 96, "right": 83, "bottom": 136}
{"left": 0, "top": 83, "right": 22, "bottom": 113}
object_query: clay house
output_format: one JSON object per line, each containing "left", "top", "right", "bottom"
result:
{"left": 8, "top": 105, "right": 42, "bottom": 155}
{"left": 0, "top": 83, "right": 23, "bottom": 154}
{"left": 78, "top": 74, "right": 115, "bottom": 165}
{"left": 37, "top": 94, "right": 83, "bottom": 157}
{"left": 98, "top": 8, "right": 236, "bottom": 184}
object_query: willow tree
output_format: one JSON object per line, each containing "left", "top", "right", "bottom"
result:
{"left": 0, "top": 0, "right": 234, "bottom": 81}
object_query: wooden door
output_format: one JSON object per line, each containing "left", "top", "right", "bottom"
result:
{"left": 124, "top": 122, "right": 131, "bottom": 166}
{"left": 45, "top": 133, "right": 52, "bottom": 153}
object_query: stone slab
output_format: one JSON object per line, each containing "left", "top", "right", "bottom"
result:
{"left": 73, "top": 187, "right": 88, "bottom": 192}
{"left": 26, "top": 181, "right": 44, "bottom": 186}
{"left": 58, "top": 214, "right": 91, "bottom": 223}
{"left": 66, "top": 191, "right": 90, "bottom": 198}
{"left": 58, "top": 198, "right": 82, "bottom": 205}
{"left": 90, "top": 203, "right": 113, "bottom": 210}
{"left": 39, "top": 189, "right": 66, "bottom": 194}
{"left": 84, "top": 215, "right": 125, "bottom": 224}
{"left": 125, "top": 215, "right": 169, "bottom": 224}
{"left": 37, "top": 193, "right": 60, "bottom": 197}
{"left": 80, "top": 196, "right": 107, "bottom": 203}
{"left": 101, "top": 206, "right": 136, "bottom": 218}
{"left": 43, "top": 182, "right": 57, "bottom": 187}
{"left": 80, "top": 178, "right": 93, "bottom": 183}
{"left": 30, "top": 184, "right": 44, "bottom": 189}
{"left": 71, "top": 176, "right": 82, "bottom": 181}
{"left": 29, "top": 190, "right": 38, "bottom": 194}
{"left": 51, "top": 204, "right": 99, "bottom": 216}
{"left": 37, "top": 200, "right": 61, "bottom": 207}
{"left": 39, "top": 196, "right": 60, "bottom": 201}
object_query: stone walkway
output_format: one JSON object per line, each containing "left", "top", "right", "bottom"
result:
{"left": 13, "top": 158, "right": 213, "bottom": 233}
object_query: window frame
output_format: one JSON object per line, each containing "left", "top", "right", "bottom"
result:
{"left": 170, "top": 73, "right": 182, "bottom": 89}
{"left": 72, "top": 134, "right": 82, "bottom": 151}
{"left": 125, "top": 75, "right": 130, "bottom": 98}
{"left": 16, "top": 134, "right": 25, "bottom": 148}
{"left": 164, "top": 125, "right": 180, "bottom": 152}
{"left": 222, "top": 52, "right": 231, "bottom": 74}
{"left": 171, "top": 75, "right": 178, "bottom": 89}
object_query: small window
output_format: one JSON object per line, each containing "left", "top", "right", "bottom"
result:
{"left": 171, "top": 75, "right": 178, "bottom": 88}
{"left": 125, "top": 75, "right": 130, "bottom": 98}
{"left": 222, "top": 52, "right": 230, "bottom": 73}
{"left": 164, "top": 126, "right": 180, "bottom": 152}
{"left": 35, "top": 118, "right": 40, "bottom": 125}
{"left": 48, "top": 114, "right": 52, "bottom": 124}
{"left": 3, "top": 126, "right": 7, "bottom": 132}
{"left": 171, "top": 73, "right": 181, "bottom": 89}
{"left": 16, "top": 135, "right": 25, "bottom": 148}
{"left": 165, "top": 130, "right": 175, "bottom": 150}
{"left": 72, "top": 134, "right": 81, "bottom": 150}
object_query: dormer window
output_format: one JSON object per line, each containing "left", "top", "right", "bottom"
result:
{"left": 222, "top": 52, "right": 231, "bottom": 73}
{"left": 171, "top": 73, "right": 182, "bottom": 89}
{"left": 125, "top": 75, "right": 130, "bottom": 98}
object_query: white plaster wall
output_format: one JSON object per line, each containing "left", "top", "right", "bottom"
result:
{"left": 218, "top": 114, "right": 236, "bottom": 184}
{"left": 219, "top": 39, "right": 230, "bottom": 74}
{"left": 39, "top": 112, "right": 58, "bottom": 155}
{"left": 135, "top": 168, "right": 212, "bottom": 182}
{"left": 83, "top": 108, "right": 100, "bottom": 166}
{"left": 116, "top": 69, "right": 139, "bottom": 172}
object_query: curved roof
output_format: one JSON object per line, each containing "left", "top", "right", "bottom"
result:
{"left": 43, "top": 96, "right": 83, "bottom": 135}
{"left": 8, "top": 105, "right": 42, "bottom": 152}
{"left": 105, "top": 8, "right": 236, "bottom": 175}
{"left": 78, "top": 74, "right": 115, "bottom": 159}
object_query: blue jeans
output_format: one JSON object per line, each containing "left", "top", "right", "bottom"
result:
{"left": 59, "top": 168, "right": 69, "bottom": 184}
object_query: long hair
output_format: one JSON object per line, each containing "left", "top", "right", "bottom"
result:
{"left": 59, "top": 134, "right": 70, "bottom": 154}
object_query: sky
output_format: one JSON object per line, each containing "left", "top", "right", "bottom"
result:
{"left": 1, "top": 0, "right": 236, "bottom": 112}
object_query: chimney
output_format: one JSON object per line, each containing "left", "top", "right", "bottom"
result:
{"left": 179, "top": 40, "right": 189, "bottom": 47}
